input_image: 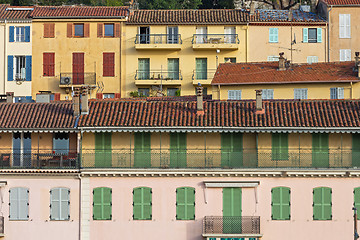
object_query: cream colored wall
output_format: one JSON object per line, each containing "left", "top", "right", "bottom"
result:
{"left": 124, "top": 24, "right": 247, "bottom": 96}
{"left": 329, "top": 7, "right": 360, "bottom": 62}
{"left": 214, "top": 82, "right": 355, "bottom": 100}
{"left": 0, "top": 23, "right": 4, "bottom": 94}
{"left": 248, "top": 25, "right": 327, "bottom": 63}
{"left": 32, "top": 19, "right": 125, "bottom": 99}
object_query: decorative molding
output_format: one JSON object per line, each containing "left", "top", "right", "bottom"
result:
{"left": 204, "top": 181, "right": 260, "bottom": 188}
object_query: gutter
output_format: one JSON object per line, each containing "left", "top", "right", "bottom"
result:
{"left": 0, "top": 128, "right": 79, "bottom": 132}
{"left": 32, "top": 16, "right": 127, "bottom": 19}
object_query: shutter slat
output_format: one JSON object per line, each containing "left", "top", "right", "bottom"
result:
{"left": 303, "top": 28, "right": 308, "bottom": 43}
{"left": 97, "top": 23, "right": 103, "bottom": 37}
{"left": 84, "top": 23, "right": 90, "bottom": 38}
{"left": 67, "top": 23, "right": 72, "bottom": 38}
{"left": 115, "top": 23, "right": 121, "bottom": 38}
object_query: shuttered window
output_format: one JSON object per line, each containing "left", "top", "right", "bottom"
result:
{"left": 303, "top": 28, "right": 308, "bottom": 43}
{"left": 103, "top": 53, "right": 115, "bottom": 77}
{"left": 271, "top": 187, "right": 290, "bottom": 220}
{"left": 307, "top": 56, "right": 318, "bottom": 64}
{"left": 354, "top": 188, "right": 360, "bottom": 220}
{"left": 176, "top": 187, "right": 195, "bottom": 220}
{"left": 170, "top": 133, "right": 187, "bottom": 168}
{"left": 272, "top": 133, "right": 288, "bottom": 161}
{"left": 330, "top": 87, "right": 344, "bottom": 99}
{"left": 43, "top": 53, "right": 55, "bottom": 77}
{"left": 9, "top": 187, "right": 29, "bottom": 220}
{"left": 134, "top": 133, "right": 151, "bottom": 168}
{"left": 269, "top": 28, "right": 278, "bottom": 43}
{"left": 339, "top": 14, "right": 351, "bottom": 38}
{"left": 294, "top": 88, "right": 307, "bottom": 99}
{"left": 133, "top": 187, "right": 152, "bottom": 220}
{"left": 228, "top": 90, "right": 241, "bottom": 100}
{"left": 313, "top": 187, "right": 332, "bottom": 220}
{"left": 50, "top": 187, "right": 70, "bottom": 220}
{"left": 262, "top": 89, "right": 274, "bottom": 99}
{"left": 312, "top": 133, "right": 329, "bottom": 168}
{"left": 340, "top": 49, "right": 351, "bottom": 61}
{"left": 93, "top": 187, "right": 112, "bottom": 220}
{"left": 221, "top": 133, "right": 243, "bottom": 168}
{"left": 95, "top": 132, "right": 112, "bottom": 167}
{"left": 44, "top": 23, "right": 55, "bottom": 38}
{"left": 223, "top": 188, "right": 242, "bottom": 234}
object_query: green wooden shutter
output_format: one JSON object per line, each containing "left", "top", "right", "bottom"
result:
{"left": 170, "top": 133, "right": 187, "bottom": 168}
{"left": 272, "top": 133, "right": 288, "bottom": 161}
{"left": 272, "top": 187, "right": 290, "bottom": 220}
{"left": 223, "top": 188, "right": 242, "bottom": 234}
{"left": 168, "top": 58, "right": 179, "bottom": 80}
{"left": 138, "top": 58, "right": 150, "bottom": 80}
{"left": 134, "top": 133, "right": 151, "bottom": 168}
{"left": 93, "top": 187, "right": 112, "bottom": 220}
{"left": 352, "top": 134, "right": 360, "bottom": 167}
{"left": 196, "top": 58, "right": 207, "bottom": 80}
{"left": 95, "top": 133, "right": 112, "bottom": 167}
{"left": 312, "top": 134, "right": 329, "bottom": 168}
{"left": 176, "top": 187, "right": 195, "bottom": 220}
{"left": 313, "top": 187, "right": 332, "bottom": 220}
{"left": 221, "top": 133, "right": 243, "bottom": 168}
{"left": 354, "top": 188, "right": 360, "bottom": 220}
{"left": 133, "top": 187, "right": 152, "bottom": 220}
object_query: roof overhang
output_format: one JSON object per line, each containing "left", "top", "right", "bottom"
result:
{"left": 32, "top": 16, "right": 127, "bottom": 19}
{"left": 212, "top": 79, "right": 360, "bottom": 85}
{"left": 0, "top": 128, "right": 78, "bottom": 133}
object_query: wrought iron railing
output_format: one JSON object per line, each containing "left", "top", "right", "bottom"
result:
{"left": 192, "top": 69, "right": 217, "bottom": 80}
{"left": 81, "top": 148, "right": 360, "bottom": 169}
{"left": 135, "top": 34, "right": 182, "bottom": 44}
{"left": 192, "top": 34, "right": 239, "bottom": 44}
{"left": 135, "top": 70, "right": 183, "bottom": 80}
{"left": 203, "top": 216, "right": 260, "bottom": 235}
{"left": 60, "top": 73, "right": 96, "bottom": 86}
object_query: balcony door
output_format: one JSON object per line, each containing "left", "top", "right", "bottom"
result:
{"left": 138, "top": 58, "right": 150, "bottom": 80}
{"left": 167, "top": 26, "right": 178, "bottom": 44}
{"left": 223, "top": 188, "right": 242, "bottom": 234}
{"left": 139, "top": 26, "right": 150, "bottom": 44}
{"left": 72, "top": 53, "right": 84, "bottom": 84}
{"left": 224, "top": 27, "right": 236, "bottom": 44}
{"left": 168, "top": 58, "right": 179, "bottom": 80}
{"left": 13, "top": 132, "right": 31, "bottom": 167}
{"left": 196, "top": 27, "right": 207, "bottom": 44}
{"left": 312, "top": 133, "right": 329, "bottom": 168}
{"left": 196, "top": 58, "right": 207, "bottom": 80}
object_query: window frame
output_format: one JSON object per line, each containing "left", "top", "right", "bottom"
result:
{"left": 15, "top": 26, "right": 26, "bottom": 42}
{"left": 308, "top": 28, "right": 317, "bottom": 43}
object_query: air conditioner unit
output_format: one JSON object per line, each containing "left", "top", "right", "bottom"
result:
{"left": 60, "top": 76, "right": 71, "bottom": 85}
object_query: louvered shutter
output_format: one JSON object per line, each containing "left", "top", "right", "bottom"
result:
{"left": 50, "top": 188, "right": 60, "bottom": 220}
{"left": 93, "top": 188, "right": 102, "bottom": 220}
{"left": 49, "top": 23, "right": 55, "bottom": 38}
{"left": 8, "top": 56, "right": 13, "bottom": 81}
{"left": 236, "top": 90, "right": 241, "bottom": 100}
{"left": 102, "top": 188, "right": 112, "bottom": 220}
{"left": 272, "top": 187, "right": 291, "bottom": 220}
{"left": 317, "top": 28, "right": 322, "bottom": 43}
{"left": 93, "top": 187, "right": 112, "bottom": 220}
{"left": 103, "top": 53, "right": 115, "bottom": 77}
{"left": 346, "top": 49, "right": 351, "bottom": 61}
{"left": 176, "top": 188, "right": 185, "bottom": 220}
{"left": 313, "top": 187, "right": 332, "bottom": 220}
{"left": 9, "top": 187, "right": 29, "bottom": 220}
{"left": 9, "top": 188, "right": 18, "bottom": 219}
{"left": 97, "top": 23, "right": 103, "bottom": 37}
{"left": 67, "top": 23, "right": 72, "bottom": 38}
{"left": 339, "top": 14, "right": 345, "bottom": 38}
{"left": 84, "top": 23, "right": 90, "bottom": 38}
{"left": 354, "top": 188, "right": 360, "bottom": 220}
{"left": 115, "top": 23, "right": 121, "bottom": 38}
{"left": 340, "top": 49, "right": 345, "bottom": 61}
{"left": 345, "top": 14, "right": 351, "bottom": 38}
{"left": 176, "top": 187, "right": 195, "bottom": 220}
{"left": 9, "top": 26, "right": 14, "bottom": 42}
{"left": 133, "top": 187, "right": 152, "bottom": 220}
{"left": 44, "top": 23, "right": 49, "bottom": 38}
{"left": 228, "top": 90, "right": 235, "bottom": 100}
{"left": 330, "top": 88, "right": 337, "bottom": 99}
{"left": 303, "top": 28, "right": 308, "bottom": 43}
{"left": 60, "top": 188, "right": 70, "bottom": 220}
{"left": 338, "top": 87, "right": 344, "bottom": 99}
{"left": 269, "top": 28, "right": 274, "bottom": 42}
{"left": 133, "top": 188, "right": 142, "bottom": 220}
{"left": 25, "top": 56, "right": 32, "bottom": 81}
{"left": 25, "top": 26, "right": 30, "bottom": 42}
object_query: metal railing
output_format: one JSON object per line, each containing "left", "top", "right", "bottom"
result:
{"left": 60, "top": 73, "right": 96, "bottom": 86}
{"left": 192, "top": 34, "right": 239, "bottom": 44}
{"left": 203, "top": 216, "right": 260, "bottom": 235}
{"left": 81, "top": 148, "right": 360, "bottom": 169}
{"left": 135, "top": 70, "right": 183, "bottom": 80}
{"left": 135, "top": 34, "right": 182, "bottom": 44}
{"left": 192, "top": 69, "right": 217, "bottom": 80}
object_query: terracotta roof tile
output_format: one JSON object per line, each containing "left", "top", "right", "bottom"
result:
{"left": 255, "top": 9, "right": 325, "bottom": 22}
{"left": 320, "top": 0, "right": 360, "bottom": 5}
{"left": 0, "top": 4, "right": 33, "bottom": 20}
{"left": 212, "top": 62, "right": 360, "bottom": 85}
{"left": 31, "top": 5, "right": 128, "bottom": 18}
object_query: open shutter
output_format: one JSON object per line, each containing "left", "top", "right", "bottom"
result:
{"left": 97, "top": 23, "right": 103, "bottom": 37}
{"left": 102, "top": 188, "right": 112, "bottom": 220}
{"left": 8, "top": 56, "right": 13, "bottom": 81}
{"left": 84, "top": 23, "right": 90, "bottom": 38}
{"left": 115, "top": 23, "right": 121, "bottom": 38}
{"left": 317, "top": 28, "right": 322, "bottom": 43}
{"left": 93, "top": 188, "right": 102, "bottom": 220}
{"left": 26, "top": 56, "right": 32, "bottom": 81}
{"left": 67, "top": 23, "right": 73, "bottom": 38}
{"left": 303, "top": 28, "right": 308, "bottom": 43}
{"left": 9, "top": 26, "right": 14, "bottom": 42}
{"left": 354, "top": 188, "right": 360, "bottom": 220}
{"left": 338, "top": 88, "right": 344, "bottom": 99}
{"left": 18, "top": 188, "right": 29, "bottom": 220}
{"left": 25, "top": 26, "right": 30, "bottom": 42}
{"left": 176, "top": 188, "right": 186, "bottom": 220}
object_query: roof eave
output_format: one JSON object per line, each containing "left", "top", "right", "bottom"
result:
{"left": 212, "top": 79, "right": 360, "bottom": 85}
{"left": 32, "top": 15, "right": 127, "bottom": 19}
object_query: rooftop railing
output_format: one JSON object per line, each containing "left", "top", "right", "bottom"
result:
{"left": 203, "top": 216, "right": 260, "bottom": 235}
{"left": 135, "top": 70, "right": 183, "bottom": 80}
{"left": 135, "top": 34, "right": 182, "bottom": 44}
{"left": 192, "top": 34, "right": 239, "bottom": 44}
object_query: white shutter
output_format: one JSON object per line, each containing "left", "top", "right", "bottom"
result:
{"left": 10, "top": 187, "right": 29, "bottom": 220}
{"left": 235, "top": 90, "right": 241, "bottom": 100}
{"left": 330, "top": 88, "right": 337, "bottom": 99}
{"left": 51, "top": 187, "right": 70, "bottom": 221}
{"left": 60, "top": 188, "right": 70, "bottom": 220}
{"left": 267, "top": 56, "right": 279, "bottom": 62}
{"left": 346, "top": 49, "right": 351, "bottom": 61}
{"left": 339, "top": 14, "right": 345, "bottom": 38}
{"left": 345, "top": 14, "right": 351, "bottom": 38}
{"left": 340, "top": 49, "right": 345, "bottom": 61}
{"left": 263, "top": 89, "right": 274, "bottom": 99}
{"left": 338, "top": 87, "right": 344, "bottom": 99}
{"left": 9, "top": 188, "right": 18, "bottom": 220}
{"left": 228, "top": 90, "right": 235, "bottom": 100}
{"left": 302, "top": 89, "right": 308, "bottom": 99}
{"left": 294, "top": 88, "right": 307, "bottom": 99}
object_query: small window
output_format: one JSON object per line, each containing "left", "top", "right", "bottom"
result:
{"left": 74, "top": 24, "right": 84, "bottom": 37}
{"left": 294, "top": 88, "right": 308, "bottom": 99}
{"left": 228, "top": 90, "right": 241, "bottom": 100}
{"left": 103, "top": 93, "right": 115, "bottom": 99}
{"left": 307, "top": 56, "right": 318, "bottom": 64}
{"left": 167, "top": 88, "right": 178, "bottom": 97}
{"left": 225, "top": 57, "right": 236, "bottom": 63}
{"left": 269, "top": 28, "right": 278, "bottom": 43}
{"left": 262, "top": 89, "right": 274, "bottom": 99}
{"left": 330, "top": 87, "right": 344, "bottom": 99}
{"left": 308, "top": 28, "right": 317, "bottom": 43}
{"left": 267, "top": 56, "right": 279, "bottom": 62}
{"left": 138, "top": 88, "right": 150, "bottom": 97}
{"left": 104, "top": 24, "right": 114, "bottom": 37}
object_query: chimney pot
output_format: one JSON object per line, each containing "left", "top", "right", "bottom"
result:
{"left": 255, "top": 90, "right": 263, "bottom": 111}
{"left": 81, "top": 88, "right": 89, "bottom": 114}
{"left": 73, "top": 89, "right": 80, "bottom": 116}
{"left": 6, "top": 92, "right": 14, "bottom": 103}
{"left": 278, "top": 52, "right": 286, "bottom": 71}
{"left": 196, "top": 83, "right": 204, "bottom": 114}
{"left": 250, "top": 2, "right": 255, "bottom": 15}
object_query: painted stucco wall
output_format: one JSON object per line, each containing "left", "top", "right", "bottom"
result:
{"left": 0, "top": 23, "right": 4, "bottom": 95}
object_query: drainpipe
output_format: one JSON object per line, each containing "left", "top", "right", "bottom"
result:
{"left": 351, "top": 81, "right": 353, "bottom": 99}
{"left": 3, "top": 20, "right": 7, "bottom": 94}
{"left": 246, "top": 23, "right": 249, "bottom": 63}
{"left": 77, "top": 173, "right": 82, "bottom": 240}
{"left": 327, "top": 6, "right": 333, "bottom": 62}
{"left": 119, "top": 22, "right": 122, "bottom": 98}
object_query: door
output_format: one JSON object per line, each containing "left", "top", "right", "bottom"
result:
{"left": 168, "top": 58, "right": 179, "bottom": 80}
{"left": 170, "top": 133, "right": 186, "bottom": 167}
{"left": 139, "top": 26, "right": 150, "bottom": 44}
{"left": 134, "top": 133, "right": 151, "bottom": 168}
{"left": 95, "top": 133, "right": 112, "bottom": 167}
{"left": 138, "top": 59, "right": 150, "bottom": 80}
{"left": 72, "top": 53, "right": 84, "bottom": 84}
{"left": 196, "top": 27, "right": 207, "bottom": 44}
{"left": 224, "top": 27, "right": 236, "bottom": 43}
{"left": 312, "top": 134, "right": 329, "bottom": 168}
{"left": 223, "top": 188, "right": 242, "bottom": 234}
{"left": 221, "top": 133, "right": 243, "bottom": 168}
{"left": 196, "top": 58, "right": 207, "bottom": 80}
{"left": 167, "top": 26, "right": 178, "bottom": 44}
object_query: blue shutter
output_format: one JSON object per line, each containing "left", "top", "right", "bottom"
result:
{"left": 26, "top": 56, "right": 32, "bottom": 81}
{"left": 303, "top": 28, "right": 308, "bottom": 43}
{"left": 8, "top": 56, "right": 13, "bottom": 81}
{"left": 25, "top": 26, "right": 30, "bottom": 42}
{"left": 9, "top": 26, "right": 14, "bottom": 42}
{"left": 274, "top": 28, "right": 278, "bottom": 43}
{"left": 269, "top": 28, "right": 278, "bottom": 43}
{"left": 317, "top": 28, "right": 322, "bottom": 43}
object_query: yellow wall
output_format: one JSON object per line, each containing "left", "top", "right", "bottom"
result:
{"left": 0, "top": 133, "right": 12, "bottom": 149}
{"left": 31, "top": 19, "right": 126, "bottom": 99}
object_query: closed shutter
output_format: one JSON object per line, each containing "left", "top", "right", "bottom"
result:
{"left": 317, "top": 28, "right": 322, "bottom": 43}
{"left": 133, "top": 187, "right": 152, "bottom": 220}
{"left": 221, "top": 133, "right": 243, "bottom": 168}
{"left": 339, "top": 14, "right": 345, "bottom": 38}
{"left": 176, "top": 187, "right": 195, "bottom": 220}
{"left": 353, "top": 134, "right": 360, "bottom": 167}
{"left": 338, "top": 87, "right": 344, "bottom": 99}
{"left": 25, "top": 56, "right": 32, "bottom": 81}
{"left": 103, "top": 53, "right": 115, "bottom": 77}
{"left": 228, "top": 90, "right": 235, "bottom": 100}
{"left": 115, "top": 23, "right": 121, "bottom": 38}
{"left": 84, "top": 23, "right": 90, "bottom": 38}
{"left": 312, "top": 133, "right": 329, "bottom": 168}
{"left": 44, "top": 23, "right": 55, "bottom": 38}
{"left": 272, "top": 133, "right": 288, "bottom": 160}
{"left": 263, "top": 89, "right": 274, "bottom": 99}
{"left": 313, "top": 187, "right": 332, "bottom": 220}
{"left": 303, "top": 28, "right": 308, "bottom": 43}
{"left": 43, "top": 53, "right": 55, "bottom": 77}
{"left": 50, "top": 188, "right": 70, "bottom": 220}
{"left": 354, "top": 188, "right": 360, "bottom": 220}
{"left": 340, "top": 49, "right": 345, "bottom": 61}
{"left": 134, "top": 133, "right": 151, "bottom": 168}
{"left": 9, "top": 187, "right": 29, "bottom": 220}
{"left": 67, "top": 23, "right": 73, "bottom": 38}
{"left": 170, "top": 133, "right": 187, "bottom": 168}
{"left": 346, "top": 49, "right": 351, "bottom": 61}
{"left": 95, "top": 133, "right": 112, "bottom": 167}
{"left": 93, "top": 187, "right": 112, "bottom": 220}
{"left": 97, "top": 23, "right": 103, "bottom": 37}
{"left": 223, "top": 188, "right": 242, "bottom": 234}
{"left": 25, "top": 26, "right": 30, "bottom": 42}
{"left": 8, "top": 55, "right": 13, "bottom": 81}
{"left": 345, "top": 14, "right": 351, "bottom": 38}
{"left": 271, "top": 187, "right": 290, "bottom": 220}
{"left": 330, "top": 88, "right": 337, "bottom": 99}
{"left": 9, "top": 26, "right": 14, "bottom": 42}
{"left": 269, "top": 28, "right": 278, "bottom": 43}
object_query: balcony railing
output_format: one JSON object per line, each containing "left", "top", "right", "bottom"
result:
{"left": 203, "top": 216, "right": 260, "bottom": 235}
{"left": 0, "top": 151, "right": 79, "bottom": 169}
{"left": 135, "top": 70, "right": 183, "bottom": 80}
{"left": 81, "top": 148, "right": 360, "bottom": 169}
{"left": 192, "top": 69, "right": 217, "bottom": 81}
{"left": 192, "top": 34, "right": 239, "bottom": 44}
{"left": 135, "top": 34, "right": 182, "bottom": 44}
{"left": 60, "top": 73, "right": 96, "bottom": 86}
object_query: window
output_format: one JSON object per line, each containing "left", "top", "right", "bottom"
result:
{"left": 307, "top": 56, "right": 318, "bottom": 64}
{"left": 340, "top": 49, "right": 351, "bottom": 61}
{"left": 176, "top": 187, "right": 195, "bottom": 220}
{"left": 103, "top": 93, "right": 115, "bottom": 99}
{"left": 170, "top": 133, "right": 187, "bottom": 167}
{"left": 133, "top": 187, "right": 152, "bottom": 220}
{"left": 269, "top": 28, "right": 278, "bottom": 43}
{"left": 50, "top": 188, "right": 70, "bottom": 221}
{"left": 138, "top": 58, "right": 150, "bottom": 80}
{"left": 330, "top": 87, "right": 344, "bottom": 99}
{"left": 9, "top": 26, "right": 30, "bottom": 42}
{"left": 271, "top": 187, "right": 290, "bottom": 220}
{"left": 267, "top": 56, "right": 279, "bottom": 62}
{"left": 74, "top": 24, "right": 84, "bottom": 37}
{"left": 262, "top": 89, "right": 274, "bottom": 99}
{"left": 339, "top": 14, "right": 351, "bottom": 38}
{"left": 225, "top": 57, "right": 236, "bottom": 63}
{"left": 294, "top": 88, "right": 307, "bottom": 99}
{"left": 103, "top": 53, "right": 115, "bottom": 77}
{"left": 138, "top": 88, "right": 150, "bottom": 97}
{"left": 313, "top": 187, "right": 332, "bottom": 220}
{"left": 272, "top": 133, "right": 288, "bottom": 160}
{"left": 13, "top": 132, "right": 31, "bottom": 167}
{"left": 167, "top": 26, "right": 179, "bottom": 44}
{"left": 44, "top": 23, "right": 55, "bottom": 38}
{"left": 195, "top": 26, "right": 207, "bottom": 44}
{"left": 223, "top": 188, "right": 242, "bottom": 234}
{"left": 224, "top": 26, "right": 236, "bottom": 44}
{"left": 167, "top": 88, "right": 178, "bottom": 97}
{"left": 93, "top": 187, "right": 112, "bottom": 220}
{"left": 95, "top": 132, "right": 112, "bottom": 167}
{"left": 14, "top": 56, "right": 26, "bottom": 80}
{"left": 303, "top": 28, "right": 322, "bottom": 43}
{"left": 354, "top": 188, "right": 360, "bottom": 219}
{"left": 139, "top": 26, "right": 150, "bottom": 44}
{"left": 104, "top": 24, "right": 114, "bottom": 37}
{"left": 195, "top": 58, "right": 207, "bottom": 80}
{"left": 53, "top": 132, "right": 69, "bottom": 155}
{"left": 312, "top": 133, "right": 329, "bottom": 168}
{"left": 134, "top": 133, "right": 151, "bottom": 167}
{"left": 221, "top": 133, "right": 243, "bottom": 168}
{"left": 43, "top": 53, "right": 55, "bottom": 77}
{"left": 9, "top": 187, "right": 29, "bottom": 220}
{"left": 168, "top": 58, "right": 179, "bottom": 80}
{"left": 228, "top": 90, "right": 241, "bottom": 100}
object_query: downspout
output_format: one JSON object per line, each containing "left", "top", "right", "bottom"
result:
{"left": 77, "top": 173, "right": 82, "bottom": 240}
{"left": 246, "top": 23, "right": 249, "bottom": 63}
{"left": 3, "top": 20, "right": 7, "bottom": 94}
{"left": 351, "top": 81, "right": 353, "bottom": 99}
{"left": 119, "top": 21, "right": 122, "bottom": 98}
{"left": 327, "top": 6, "right": 333, "bottom": 62}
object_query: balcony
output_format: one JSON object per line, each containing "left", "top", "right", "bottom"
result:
{"left": 59, "top": 73, "right": 96, "bottom": 88}
{"left": 192, "top": 34, "right": 239, "bottom": 50}
{"left": 135, "top": 34, "right": 182, "bottom": 50}
{"left": 202, "top": 216, "right": 261, "bottom": 239}
{"left": 81, "top": 148, "right": 359, "bottom": 169}
{"left": 135, "top": 70, "right": 182, "bottom": 86}
{"left": 192, "top": 69, "right": 216, "bottom": 85}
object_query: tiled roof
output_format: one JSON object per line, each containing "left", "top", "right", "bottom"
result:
{"left": 254, "top": 9, "right": 325, "bottom": 22}
{"left": 320, "top": 0, "right": 360, "bottom": 5}
{"left": 0, "top": 4, "right": 33, "bottom": 20}
{"left": 212, "top": 62, "right": 359, "bottom": 85}
{"left": 77, "top": 99, "right": 360, "bottom": 129}
{"left": 0, "top": 102, "right": 75, "bottom": 130}
{"left": 31, "top": 5, "right": 128, "bottom": 18}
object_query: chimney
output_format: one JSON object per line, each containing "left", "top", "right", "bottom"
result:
{"left": 73, "top": 92, "right": 80, "bottom": 116}
{"left": 288, "top": 10, "right": 293, "bottom": 21}
{"left": 249, "top": 2, "right": 255, "bottom": 15}
{"left": 255, "top": 90, "right": 263, "bottom": 111}
{"left": 196, "top": 83, "right": 204, "bottom": 115}
{"left": 355, "top": 52, "right": 360, "bottom": 77}
{"left": 6, "top": 92, "right": 14, "bottom": 103}
{"left": 81, "top": 88, "right": 89, "bottom": 114}
{"left": 278, "top": 52, "right": 286, "bottom": 71}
